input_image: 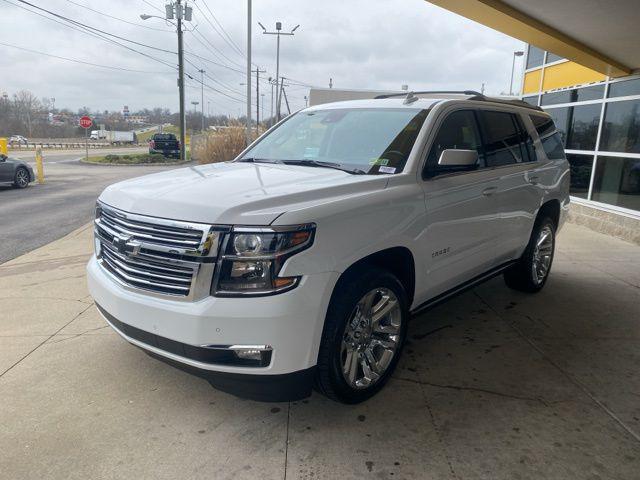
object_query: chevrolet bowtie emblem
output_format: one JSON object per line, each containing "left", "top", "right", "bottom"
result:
{"left": 112, "top": 234, "right": 141, "bottom": 256}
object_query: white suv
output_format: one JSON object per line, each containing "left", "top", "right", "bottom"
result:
{"left": 87, "top": 92, "right": 570, "bottom": 404}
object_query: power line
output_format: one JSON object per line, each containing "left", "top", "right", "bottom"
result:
{"left": 193, "top": 1, "right": 244, "bottom": 59}
{"left": 63, "top": 0, "right": 172, "bottom": 32}
{"left": 0, "top": 40, "right": 175, "bottom": 73}
{"left": 190, "top": 25, "right": 244, "bottom": 69}
{"left": 5, "top": 0, "right": 177, "bottom": 70}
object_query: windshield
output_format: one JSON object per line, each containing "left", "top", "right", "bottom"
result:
{"left": 240, "top": 107, "right": 428, "bottom": 174}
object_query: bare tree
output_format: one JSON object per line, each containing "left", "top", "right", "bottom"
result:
{"left": 12, "top": 90, "right": 42, "bottom": 137}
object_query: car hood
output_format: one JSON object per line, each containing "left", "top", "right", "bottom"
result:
{"left": 99, "top": 161, "right": 388, "bottom": 225}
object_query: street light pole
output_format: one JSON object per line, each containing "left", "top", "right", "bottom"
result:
{"left": 246, "top": 0, "right": 252, "bottom": 145}
{"left": 259, "top": 22, "right": 299, "bottom": 122}
{"left": 510, "top": 50, "right": 524, "bottom": 96}
{"left": 199, "top": 69, "right": 205, "bottom": 131}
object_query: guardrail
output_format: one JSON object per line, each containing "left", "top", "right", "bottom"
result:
{"left": 8, "top": 142, "right": 140, "bottom": 150}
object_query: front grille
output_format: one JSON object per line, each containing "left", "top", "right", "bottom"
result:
{"left": 99, "top": 204, "right": 206, "bottom": 253}
{"left": 101, "top": 242, "right": 196, "bottom": 296}
{"left": 95, "top": 202, "right": 223, "bottom": 299}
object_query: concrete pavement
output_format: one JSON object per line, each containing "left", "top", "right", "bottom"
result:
{"left": 0, "top": 222, "right": 639, "bottom": 479}
{"left": 0, "top": 151, "right": 187, "bottom": 263}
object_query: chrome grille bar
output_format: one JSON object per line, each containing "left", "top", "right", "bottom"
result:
{"left": 95, "top": 202, "right": 222, "bottom": 300}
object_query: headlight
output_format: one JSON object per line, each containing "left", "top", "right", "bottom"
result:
{"left": 212, "top": 224, "right": 316, "bottom": 296}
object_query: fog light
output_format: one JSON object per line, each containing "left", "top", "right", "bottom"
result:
{"left": 230, "top": 345, "right": 273, "bottom": 366}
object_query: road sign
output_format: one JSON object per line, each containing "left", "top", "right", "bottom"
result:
{"left": 79, "top": 116, "right": 92, "bottom": 129}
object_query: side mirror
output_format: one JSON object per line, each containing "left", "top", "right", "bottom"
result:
{"left": 0, "top": 154, "right": 7, "bottom": 162}
{"left": 438, "top": 149, "right": 478, "bottom": 167}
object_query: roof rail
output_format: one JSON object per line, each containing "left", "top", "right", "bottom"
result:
{"left": 374, "top": 90, "right": 483, "bottom": 99}
{"left": 374, "top": 90, "right": 544, "bottom": 111}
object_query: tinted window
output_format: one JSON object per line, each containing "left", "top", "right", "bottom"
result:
{"left": 526, "top": 45, "right": 544, "bottom": 69}
{"left": 608, "top": 78, "right": 640, "bottom": 98}
{"left": 153, "top": 134, "right": 177, "bottom": 141}
{"left": 426, "top": 110, "right": 482, "bottom": 169}
{"left": 567, "top": 103, "right": 601, "bottom": 150}
{"left": 530, "top": 114, "right": 566, "bottom": 160}
{"left": 566, "top": 154, "right": 593, "bottom": 198}
{"left": 591, "top": 156, "right": 640, "bottom": 210}
{"left": 600, "top": 99, "right": 640, "bottom": 153}
{"left": 546, "top": 107, "right": 570, "bottom": 145}
{"left": 575, "top": 85, "right": 605, "bottom": 102}
{"left": 546, "top": 52, "right": 564, "bottom": 63}
{"left": 478, "top": 111, "right": 525, "bottom": 166}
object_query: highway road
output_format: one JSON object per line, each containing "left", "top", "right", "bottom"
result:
{"left": 0, "top": 148, "right": 191, "bottom": 263}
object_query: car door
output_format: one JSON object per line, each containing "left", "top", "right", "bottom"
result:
{"left": 476, "top": 109, "right": 541, "bottom": 263}
{"left": 418, "top": 109, "right": 503, "bottom": 299}
{"left": 0, "top": 155, "right": 14, "bottom": 182}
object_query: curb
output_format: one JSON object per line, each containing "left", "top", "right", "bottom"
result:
{"left": 79, "top": 159, "right": 193, "bottom": 167}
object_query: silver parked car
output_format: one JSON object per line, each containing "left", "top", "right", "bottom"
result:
{"left": 0, "top": 154, "right": 35, "bottom": 188}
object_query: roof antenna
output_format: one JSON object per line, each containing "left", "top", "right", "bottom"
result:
{"left": 403, "top": 91, "right": 419, "bottom": 105}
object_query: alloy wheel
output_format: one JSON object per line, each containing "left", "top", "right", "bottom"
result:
{"left": 16, "top": 169, "right": 29, "bottom": 188}
{"left": 532, "top": 225, "right": 553, "bottom": 285}
{"left": 340, "top": 287, "right": 402, "bottom": 389}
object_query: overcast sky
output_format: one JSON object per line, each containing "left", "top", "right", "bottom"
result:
{"left": 0, "top": 0, "right": 526, "bottom": 116}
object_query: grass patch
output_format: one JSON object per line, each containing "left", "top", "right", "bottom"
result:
{"left": 87, "top": 153, "right": 182, "bottom": 165}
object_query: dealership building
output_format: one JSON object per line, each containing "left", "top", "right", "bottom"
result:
{"left": 428, "top": 0, "right": 639, "bottom": 243}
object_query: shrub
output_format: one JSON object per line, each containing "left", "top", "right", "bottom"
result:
{"left": 193, "top": 125, "right": 247, "bottom": 165}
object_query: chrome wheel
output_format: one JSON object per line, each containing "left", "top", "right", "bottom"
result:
{"left": 15, "top": 169, "right": 29, "bottom": 188}
{"left": 532, "top": 225, "right": 553, "bottom": 285}
{"left": 340, "top": 287, "right": 402, "bottom": 389}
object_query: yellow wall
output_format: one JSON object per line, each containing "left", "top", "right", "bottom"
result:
{"left": 542, "top": 62, "right": 606, "bottom": 90}
{"left": 522, "top": 69, "right": 542, "bottom": 94}
{"left": 523, "top": 61, "right": 607, "bottom": 95}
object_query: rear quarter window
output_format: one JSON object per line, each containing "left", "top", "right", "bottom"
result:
{"left": 530, "top": 114, "right": 566, "bottom": 160}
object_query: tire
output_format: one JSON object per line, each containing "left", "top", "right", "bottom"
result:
{"left": 13, "top": 167, "right": 30, "bottom": 189}
{"left": 315, "top": 266, "right": 409, "bottom": 403}
{"left": 504, "top": 216, "right": 555, "bottom": 293}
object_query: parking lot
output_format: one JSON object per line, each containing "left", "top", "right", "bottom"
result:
{"left": 1, "top": 221, "right": 638, "bottom": 479}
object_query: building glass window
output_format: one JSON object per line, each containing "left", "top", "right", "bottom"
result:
{"left": 608, "top": 78, "right": 640, "bottom": 98}
{"left": 566, "top": 154, "right": 594, "bottom": 198}
{"left": 526, "top": 45, "right": 545, "bottom": 69}
{"left": 546, "top": 52, "right": 564, "bottom": 63}
{"left": 522, "top": 95, "right": 539, "bottom": 106}
{"left": 591, "top": 156, "right": 640, "bottom": 211}
{"left": 546, "top": 107, "right": 570, "bottom": 145}
{"left": 566, "top": 103, "right": 601, "bottom": 151}
{"left": 541, "top": 90, "right": 572, "bottom": 106}
{"left": 600, "top": 99, "right": 640, "bottom": 153}
{"left": 541, "top": 85, "right": 604, "bottom": 106}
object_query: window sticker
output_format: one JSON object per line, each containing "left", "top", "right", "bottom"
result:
{"left": 303, "top": 147, "right": 320, "bottom": 158}
{"left": 369, "top": 158, "right": 389, "bottom": 166}
{"left": 379, "top": 166, "right": 396, "bottom": 174}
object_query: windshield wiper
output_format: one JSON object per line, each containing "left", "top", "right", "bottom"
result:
{"left": 237, "top": 157, "right": 283, "bottom": 164}
{"left": 281, "top": 159, "right": 367, "bottom": 175}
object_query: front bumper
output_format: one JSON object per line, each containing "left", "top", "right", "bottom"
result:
{"left": 87, "top": 256, "right": 338, "bottom": 401}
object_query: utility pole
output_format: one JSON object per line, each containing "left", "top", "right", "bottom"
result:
{"left": 246, "top": 0, "right": 252, "bottom": 144}
{"left": 199, "top": 69, "right": 205, "bottom": 131}
{"left": 268, "top": 77, "right": 274, "bottom": 121}
{"left": 329, "top": 78, "right": 333, "bottom": 88}
{"left": 259, "top": 21, "right": 300, "bottom": 122}
{"left": 254, "top": 67, "right": 266, "bottom": 129}
{"left": 140, "top": 2, "right": 191, "bottom": 159}
{"left": 176, "top": 0, "right": 186, "bottom": 161}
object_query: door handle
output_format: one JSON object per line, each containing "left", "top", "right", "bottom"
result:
{"left": 527, "top": 175, "right": 540, "bottom": 185}
{"left": 482, "top": 186, "right": 497, "bottom": 196}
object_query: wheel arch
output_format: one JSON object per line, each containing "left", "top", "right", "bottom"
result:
{"left": 333, "top": 246, "right": 416, "bottom": 308}
{"left": 537, "top": 198, "right": 561, "bottom": 229}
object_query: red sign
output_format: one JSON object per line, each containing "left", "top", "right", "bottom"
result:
{"left": 79, "top": 116, "right": 92, "bottom": 129}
